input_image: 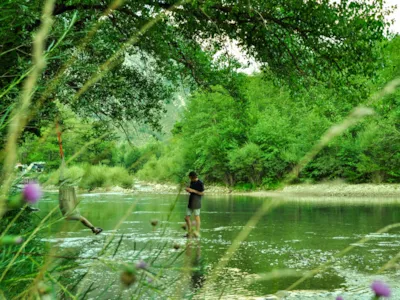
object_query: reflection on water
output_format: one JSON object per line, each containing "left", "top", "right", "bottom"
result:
{"left": 37, "top": 193, "right": 400, "bottom": 299}
{"left": 185, "top": 240, "right": 206, "bottom": 291}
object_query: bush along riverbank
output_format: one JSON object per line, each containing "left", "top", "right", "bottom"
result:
{"left": 39, "top": 164, "right": 134, "bottom": 191}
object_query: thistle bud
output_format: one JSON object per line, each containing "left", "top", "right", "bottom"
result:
{"left": 121, "top": 266, "right": 137, "bottom": 287}
{"left": 37, "top": 281, "right": 52, "bottom": 295}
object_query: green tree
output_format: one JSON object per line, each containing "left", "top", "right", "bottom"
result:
{"left": 178, "top": 86, "right": 249, "bottom": 184}
{"left": 134, "top": 34, "right": 400, "bottom": 187}
{"left": 229, "top": 143, "right": 264, "bottom": 185}
{"left": 1, "top": 0, "right": 392, "bottom": 145}
{"left": 18, "top": 102, "right": 119, "bottom": 169}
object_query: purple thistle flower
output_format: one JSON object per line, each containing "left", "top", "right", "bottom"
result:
{"left": 135, "top": 260, "right": 148, "bottom": 270}
{"left": 336, "top": 296, "right": 344, "bottom": 300}
{"left": 23, "top": 182, "right": 42, "bottom": 204}
{"left": 371, "top": 280, "right": 391, "bottom": 298}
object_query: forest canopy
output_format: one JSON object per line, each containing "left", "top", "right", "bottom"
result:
{"left": 1, "top": 0, "right": 399, "bottom": 188}
{"left": 0, "top": 0, "right": 394, "bottom": 139}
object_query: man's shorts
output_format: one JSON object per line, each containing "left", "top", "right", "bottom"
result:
{"left": 186, "top": 208, "right": 201, "bottom": 216}
{"left": 59, "top": 186, "right": 81, "bottom": 219}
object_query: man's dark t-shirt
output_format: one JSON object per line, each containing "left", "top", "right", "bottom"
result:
{"left": 188, "top": 180, "right": 204, "bottom": 209}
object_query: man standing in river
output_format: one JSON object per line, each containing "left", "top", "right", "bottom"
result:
{"left": 185, "top": 171, "right": 204, "bottom": 237}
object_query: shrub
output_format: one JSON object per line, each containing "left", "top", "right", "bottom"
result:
{"left": 43, "top": 164, "right": 133, "bottom": 190}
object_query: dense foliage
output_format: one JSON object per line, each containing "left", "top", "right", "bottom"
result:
{"left": 1, "top": 0, "right": 393, "bottom": 145}
{"left": 135, "top": 37, "right": 400, "bottom": 188}
{"left": 16, "top": 36, "right": 400, "bottom": 189}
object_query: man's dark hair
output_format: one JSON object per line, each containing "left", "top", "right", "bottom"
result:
{"left": 188, "top": 171, "right": 197, "bottom": 177}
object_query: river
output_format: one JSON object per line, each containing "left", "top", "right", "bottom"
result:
{"left": 37, "top": 192, "right": 400, "bottom": 299}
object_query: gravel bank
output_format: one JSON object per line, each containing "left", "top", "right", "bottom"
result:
{"left": 267, "top": 183, "right": 400, "bottom": 197}
{"left": 134, "top": 181, "right": 400, "bottom": 197}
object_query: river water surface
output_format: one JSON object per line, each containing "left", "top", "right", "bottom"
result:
{"left": 38, "top": 193, "right": 400, "bottom": 299}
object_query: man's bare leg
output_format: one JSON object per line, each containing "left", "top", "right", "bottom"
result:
{"left": 66, "top": 215, "right": 102, "bottom": 234}
{"left": 185, "top": 215, "right": 192, "bottom": 237}
{"left": 195, "top": 215, "right": 201, "bottom": 233}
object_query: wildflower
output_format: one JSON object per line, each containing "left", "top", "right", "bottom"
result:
{"left": 151, "top": 220, "right": 158, "bottom": 227}
{"left": 23, "top": 182, "right": 42, "bottom": 204}
{"left": 121, "top": 266, "right": 136, "bottom": 287}
{"left": 0, "top": 235, "right": 23, "bottom": 245}
{"left": 371, "top": 280, "right": 391, "bottom": 298}
{"left": 336, "top": 296, "right": 344, "bottom": 300}
{"left": 135, "top": 260, "right": 147, "bottom": 270}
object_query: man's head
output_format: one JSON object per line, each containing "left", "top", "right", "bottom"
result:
{"left": 188, "top": 171, "right": 198, "bottom": 181}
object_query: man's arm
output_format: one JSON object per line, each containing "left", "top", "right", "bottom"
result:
{"left": 185, "top": 188, "right": 204, "bottom": 196}
{"left": 193, "top": 189, "right": 204, "bottom": 196}
{"left": 185, "top": 180, "right": 205, "bottom": 195}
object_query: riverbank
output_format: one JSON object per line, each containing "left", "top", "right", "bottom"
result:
{"left": 43, "top": 181, "right": 400, "bottom": 197}
{"left": 131, "top": 181, "right": 400, "bottom": 197}
{"left": 42, "top": 181, "right": 231, "bottom": 194}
